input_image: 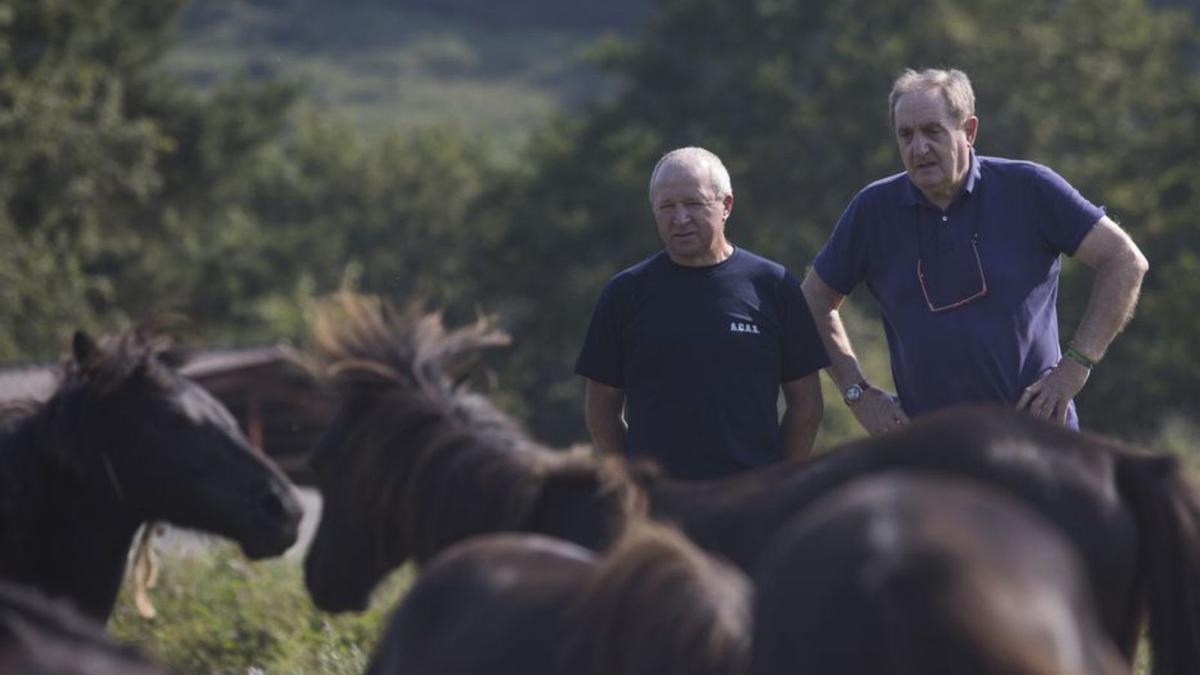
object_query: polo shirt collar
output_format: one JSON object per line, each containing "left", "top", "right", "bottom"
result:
{"left": 902, "top": 150, "right": 982, "bottom": 207}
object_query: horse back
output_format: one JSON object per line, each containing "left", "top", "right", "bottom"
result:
{"left": 649, "top": 406, "right": 1139, "bottom": 646}
{"left": 365, "top": 535, "right": 593, "bottom": 675}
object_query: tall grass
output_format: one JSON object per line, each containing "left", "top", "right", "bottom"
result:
{"left": 108, "top": 541, "right": 409, "bottom": 675}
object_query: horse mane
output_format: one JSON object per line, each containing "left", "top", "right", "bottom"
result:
{"left": 306, "top": 292, "right": 510, "bottom": 396}
{"left": 307, "top": 293, "right": 646, "bottom": 564}
{"left": 574, "top": 522, "right": 752, "bottom": 675}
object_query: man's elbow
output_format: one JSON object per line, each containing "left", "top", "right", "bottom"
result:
{"left": 1130, "top": 246, "right": 1150, "bottom": 279}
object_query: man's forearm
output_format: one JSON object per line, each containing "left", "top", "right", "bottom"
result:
{"left": 587, "top": 416, "right": 627, "bottom": 457}
{"left": 780, "top": 399, "right": 821, "bottom": 462}
{"left": 1069, "top": 254, "right": 1148, "bottom": 361}
{"left": 818, "top": 308, "right": 870, "bottom": 390}
{"left": 801, "top": 271, "right": 868, "bottom": 390}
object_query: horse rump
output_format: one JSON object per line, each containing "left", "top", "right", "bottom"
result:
{"left": 750, "top": 472, "right": 1127, "bottom": 675}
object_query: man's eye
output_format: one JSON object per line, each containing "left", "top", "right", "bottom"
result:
{"left": 684, "top": 201, "right": 705, "bottom": 209}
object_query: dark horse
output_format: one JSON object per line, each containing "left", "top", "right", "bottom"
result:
{"left": 364, "top": 523, "right": 750, "bottom": 675}
{"left": 302, "top": 294, "right": 1200, "bottom": 675}
{"left": 750, "top": 472, "right": 1128, "bottom": 675}
{"left": 0, "top": 330, "right": 303, "bottom": 621}
{"left": 0, "top": 580, "right": 169, "bottom": 675}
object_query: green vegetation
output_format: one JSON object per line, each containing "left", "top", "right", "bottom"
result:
{"left": 108, "top": 543, "right": 410, "bottom": 675}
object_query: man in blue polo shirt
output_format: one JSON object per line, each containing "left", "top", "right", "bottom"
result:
{"left": 802, "top": 68, "right": 1148, "bottom": 433}
{"left": 576, "top": 147, "right": 829, "bottom": 479}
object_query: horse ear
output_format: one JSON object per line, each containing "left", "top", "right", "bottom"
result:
{"left": 72, "top": 330, "right": 99, "bottom": 367}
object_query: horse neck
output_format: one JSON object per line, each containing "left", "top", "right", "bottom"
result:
{"left": 404, "top": 434, "right": 549, "bottom": 564}
{"left": 0, "top": 392, "right": 143, "bottom": 621}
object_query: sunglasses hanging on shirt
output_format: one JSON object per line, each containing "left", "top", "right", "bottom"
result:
{"left": 915, "top": 209, "right": 988, "bottom": 313}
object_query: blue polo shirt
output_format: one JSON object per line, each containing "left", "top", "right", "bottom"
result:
{"left": 575, "top": 247, "right": 829, "bottom": 479}
{"left": 813, "top": 153, "right": 1104, "bottom": 428}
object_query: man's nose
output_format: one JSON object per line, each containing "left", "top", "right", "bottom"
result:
{"left": 671, "top": 204, "right": 691, "bottom": 222}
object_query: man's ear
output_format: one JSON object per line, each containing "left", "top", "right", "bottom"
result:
{"left": 963, "top": 115, "right": 980, "bottom": 145}
{"left": 72, "top": 330, "right": 99, "bottom": 368}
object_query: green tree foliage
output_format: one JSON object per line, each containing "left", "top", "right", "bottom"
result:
{"left": 0, "top": 0, "right": 295, "bottom": 360}
{"left": 479, "top": 0, "right": 1200, "bottom": 442}
{"left": 235, "top": 110, "right": 502, "bottom": 342}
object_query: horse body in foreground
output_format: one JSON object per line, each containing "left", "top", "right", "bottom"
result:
{"left": 0, "top": 330, "right": 303, "bottom": 620}
{"left": 750, "top": 472, "right": 1128, "bottom": 675}
{"left": 0, "top": 580, "right": 169, "bottom": 675}
{"left": 364, "top": 524, "right": 750, "bottom": 675}
{"left": 302, "top": 295, "right": 1200, "bottom": 675}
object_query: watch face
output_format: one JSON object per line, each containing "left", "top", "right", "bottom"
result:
{"left": 844, "top": 384, "right": 863, "bottom": 402}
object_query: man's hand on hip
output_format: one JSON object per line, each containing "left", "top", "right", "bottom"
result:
{"left": 1016, "top": 359, "right": 1090, "bottom": 425}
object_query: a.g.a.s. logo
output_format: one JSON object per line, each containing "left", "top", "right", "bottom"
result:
{"left": 729, "top": 321, "right": 761, "bottom": 334}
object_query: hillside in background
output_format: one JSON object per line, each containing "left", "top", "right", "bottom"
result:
{"left": 167, "top": 0, "right": 650, "bottom": 146}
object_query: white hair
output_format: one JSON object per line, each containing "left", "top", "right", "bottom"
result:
{"left": 889, "top": 68, "right": 976, "bottom": 129}
{"left": 648, "top": 147, "right": 733, "bottom": 204}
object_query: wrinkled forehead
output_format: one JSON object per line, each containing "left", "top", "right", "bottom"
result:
{"left": 892, "top": 88, "right": 955, "bottom": 129}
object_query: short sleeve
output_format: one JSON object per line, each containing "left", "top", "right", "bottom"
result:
{"left": 1031, "top": 164, "right": 1105, "bottom": 255}
{"left": 812, "top": 191, "right": 871, "bottom": 295}
{"left": 778, "top": 270, "right": 831, "bottom": 382}
{"left": 574, "top": 280, "right": 626, "bottom": 388}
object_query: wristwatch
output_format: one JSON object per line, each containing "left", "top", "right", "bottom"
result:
{"left": 843, "top": 380, "right": 871, "bottom": 406}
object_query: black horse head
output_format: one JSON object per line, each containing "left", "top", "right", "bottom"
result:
{"left": 0, "top": 328, "right": 303, "bottom": 619}
{"left": 65, "top": 330, "right": 302, "bottom": 558}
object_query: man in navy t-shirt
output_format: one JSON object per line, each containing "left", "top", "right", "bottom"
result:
{"left": 803, "top": 68, "right": 1148, "bottom": 434}
{"left": 575, "top": 147, "right": 829, "bottom": 480}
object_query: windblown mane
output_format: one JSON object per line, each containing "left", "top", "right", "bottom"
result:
{"left": 574, "top": 522, "right": 752, "bottom": 675}
{"left": 306, "top": 293, "right": 645, "bottom": 564}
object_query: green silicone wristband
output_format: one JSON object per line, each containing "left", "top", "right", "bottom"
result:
{"left": 1063, "top": 346, "right": 1095, "bottom": 370}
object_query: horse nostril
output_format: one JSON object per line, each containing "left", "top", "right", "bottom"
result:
{"left": 259, "top": 491, "right": 287, "bottom": 522}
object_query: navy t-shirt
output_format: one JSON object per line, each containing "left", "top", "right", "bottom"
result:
{"left": 812, "top": 153, "right": 1104, "bottom": 428}
{"left": 575, "top": 247, "right": 829, "bottom": 479}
